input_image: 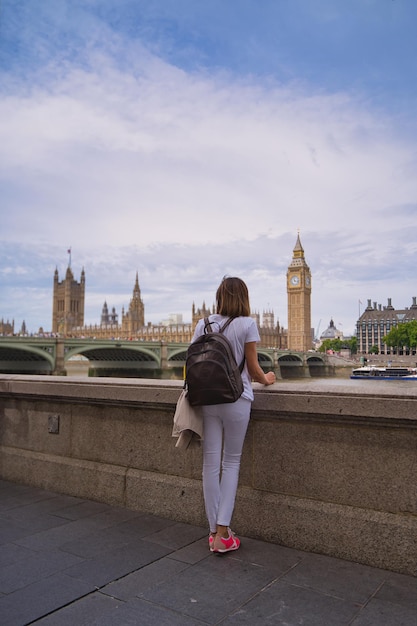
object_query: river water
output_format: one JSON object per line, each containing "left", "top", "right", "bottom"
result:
{"left": 65, "top": 358, "right": 354, "bottom": 381}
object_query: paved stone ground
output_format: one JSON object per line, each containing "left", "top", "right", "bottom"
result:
{"left": 1, "top": 479, "right": 416, "bottom": 625}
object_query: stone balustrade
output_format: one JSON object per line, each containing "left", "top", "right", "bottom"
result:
{"left": 0, "top": 374, "right": 416, "bottom": 576}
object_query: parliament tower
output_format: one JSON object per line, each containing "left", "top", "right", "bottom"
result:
{"left": 286, "top": 234, "right": 312, "bottom": 351}
{"left": 52, "top": 266, "right": 85, "bottom": 335}
{"left": 121, "top": 271, "right": 145, "bottom": 334}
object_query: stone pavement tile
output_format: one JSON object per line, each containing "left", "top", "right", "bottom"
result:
{"left": 51, "top": 500, "right": 115, "bottom": 521}
{"left": 167, "top": 536, "right": 214, "bottom": 565}
{"left": 0, "top": 548, "right": 85, "bottom": 594}
{"left": 374, "top": 571, "right": 417, "bottom": 609}
{"left": 29, "top": 591, "right": 125, "bottom": 625}
{"left": 0, "top": 542, "right": 36, "bottom": 568}
{"left": 0, "top": 518, "right": 40, "bottom": 545}
{"left": 11, "top": 519, "right": 107, "bottom": 552}
{"left": 1, "top": 513, "right": 69, "bottom": 534}
{"left": 71, "top": 505, "right": 148, "bottom": 530}
{"left": 107, "top": 512, "right": 179, "bottom": 539}
{"left": 90, "top": 596, "right": 206, "bottom": 626}
{"left": 101, "top": 556, "right": 192, "bottom": 601}
{"left": 350, "top": 598, "right": 417, "bottom": 625}
{"left": 227, "top": 536, "right": 305, "bottom": 575}
{"left": 60, "top": 525, "right": 140, "bottom": 559}
{"left": 280, "top": 551, "right": 388, "bottom": 604}
{"left": 63, "top": 538, "right": 174, "bottom": 588}
{"left": 12, "top": 507, "right": 145, "bottom": 552}
{"left": 168, "top": 535, "right": 305, "bottom": 571}
{"left": 0, "top": 572, "right": 95, "bottom": 626}
{"left": 59, "top": 513, "right": 178, "bottom": 559}
{"left": 0, "top": 485, "right": 59, "bottom": 513}
{"left": 1, "top": 493, "right": 84, "bottom": 518}
{"left": 221, "top": 579, "right": 361, "bottom": 625}
{"left": 0, "top": 506, "right": 73, "bottom": 533}
{"left": 139, "top": 552, "right": 280, "bottom": 623}
{"left": 143, "top": 521, "right": 207, "bottom": 550}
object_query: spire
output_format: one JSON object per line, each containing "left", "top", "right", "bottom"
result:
{"left": 288, "top": 232, "right": 309, "bottom": 269}
{"left": 101, "top": 301, "right": 109, "bottom": 325}
{"left": 132, "top": 271, "right": 141, "bottom": 300}
{"left": 293, "top": 232, "right": 305, "bottom": 259}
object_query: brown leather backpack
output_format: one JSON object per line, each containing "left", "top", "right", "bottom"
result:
{"left": 185, "top": 317, "right": 245, "bottom": 406}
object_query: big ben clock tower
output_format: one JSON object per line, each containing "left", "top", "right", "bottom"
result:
{"left": 287, "top": 233, "right": 312, "bottom": 352}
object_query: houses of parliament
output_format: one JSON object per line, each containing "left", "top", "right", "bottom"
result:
{"left": 2, "top": 236, "right": 314, "bottom": 352}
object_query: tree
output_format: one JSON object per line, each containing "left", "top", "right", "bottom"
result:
{"left": 406, "top": 320, "right": 417, "bottom": 350}
{"left": 318, "top": 337, "right": 357, "bottom": 354}
{"left": 348, "top": 336, "right": 358, "bottom": 354}
{"left": 383, "top": 320, "right": 417, "bottom": 352}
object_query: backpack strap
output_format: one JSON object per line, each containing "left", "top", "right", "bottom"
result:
{"left": 204, "top": 316, "right": 245, "bottom": 373}
{"left": 203, "top": 317, "right": 213, "bottom": 334}
{"left": 219, "top": 317, "right": 234, "bottom": 334}
{"left": 203, "top": 316, "right": 233, "bottom": 334}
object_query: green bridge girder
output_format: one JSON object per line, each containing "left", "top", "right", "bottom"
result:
{"left": 0, "top": 337, "right": 327, "bottom": 374}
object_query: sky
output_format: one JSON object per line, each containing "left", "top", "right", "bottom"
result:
{"left": 1, "top": 0, "right": 417, "bottom": 338}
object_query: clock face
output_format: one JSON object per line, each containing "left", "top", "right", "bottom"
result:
{"left": 290, "top": 275, "right": 300, "bottom": 286}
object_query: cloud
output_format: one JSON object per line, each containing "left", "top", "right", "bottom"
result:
{"left": 1, "top": 0, "right": 417, "bottom": 339}
{"left": 2, "top": 226, "right": 417, "bottom": 338}
{"left": 2, "top": 46, "right": 416, "bottom": 252}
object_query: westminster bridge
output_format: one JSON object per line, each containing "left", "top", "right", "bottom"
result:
{"left": 0, "top": 336, "right": 333, "bottom": 377}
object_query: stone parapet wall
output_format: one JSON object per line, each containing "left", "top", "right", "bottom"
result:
{"left": 0, "top": 375, "right": 416, "bottom": 576}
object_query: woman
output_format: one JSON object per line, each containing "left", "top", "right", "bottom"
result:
{"left": 191, "top": 276, "right": 276, "bottom": 553}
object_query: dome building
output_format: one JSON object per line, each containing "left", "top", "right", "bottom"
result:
{"left": 320, "top": 319, "right": 343, "bottom": 341}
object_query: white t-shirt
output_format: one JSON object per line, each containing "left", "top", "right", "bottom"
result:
{"left": 191, "top": 314, "right": 260, "bottom": 402}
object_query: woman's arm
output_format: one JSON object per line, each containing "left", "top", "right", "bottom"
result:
{"left": 244, "top": 342, "right": 276, "bottom": 385}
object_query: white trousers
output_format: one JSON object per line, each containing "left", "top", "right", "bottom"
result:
{"left": 202, "top": 397, "right": 251, "bottom": 532}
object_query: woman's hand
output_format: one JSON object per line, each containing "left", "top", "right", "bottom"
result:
{"left": 245, "top": 342, "right": 276, "bottom": 385}
{"left": 264, "top": 371, "right": 276, "bottom": 385}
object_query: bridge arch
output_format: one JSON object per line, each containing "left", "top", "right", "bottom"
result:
{"left": 64, "top": 344, "right": 161, "bottom": 367}
{"left": 278, "top": 353, "right": 303, "bottom": 365}
{"left": 306, "top": 354, "right": 326, "bottom": 364}
{"left": 65, "top": 345, "right": 161, "bottom": 374}
{"left": 167, "top": 347, "right": 187, "bottom": 364}
{"left": 0, "top": 343, "right": 54, "bottom": 373}
{"left": 277, "top": 352, "right": 304, "bottom": 379}
{"left": 257, "top": 350, "right": 274, "bottom": 367}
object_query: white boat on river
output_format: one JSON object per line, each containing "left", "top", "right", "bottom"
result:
{"left": 351, "top": 366, "right": 417, "bottom": 380}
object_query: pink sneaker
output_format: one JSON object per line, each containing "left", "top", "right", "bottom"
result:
{"left": 212, "top": 529, "right": 240, "bottom": 553}
{"left": 209, "top": 534, "right": 215, "bottom": 552}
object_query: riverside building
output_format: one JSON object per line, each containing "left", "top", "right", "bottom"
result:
{"left": 51, "top": 269, "right": 287, "bottom": 349}
{"left": 356, "top": 298, "right": 417, "bottom": 355}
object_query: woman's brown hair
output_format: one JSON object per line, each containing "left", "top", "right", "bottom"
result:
{"left": 216, "top": 277, "right": 251, "bottom": 317}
